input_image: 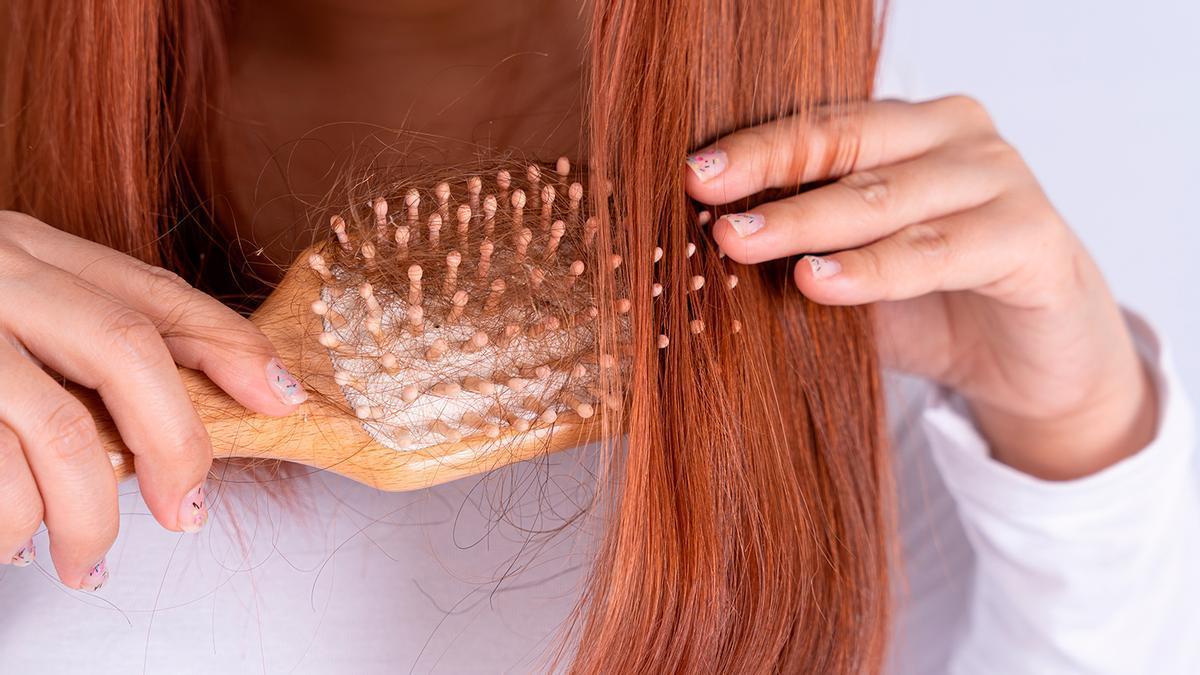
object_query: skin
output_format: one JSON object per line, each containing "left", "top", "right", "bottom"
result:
{"left": 688, "top": 97, "right": 1157, "bottom": 481}
{"left": 0, "top": 3, "right": 1156, "bottom": 587}
{"left": 0, "top": 213, "right": 303, "bottom": 588}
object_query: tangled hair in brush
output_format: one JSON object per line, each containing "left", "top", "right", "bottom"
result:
{"left": 307, "top": 157, "right": 633, "bottom": 454}
{"left": 2, "top": 0, "right": 892, "bottom": 672}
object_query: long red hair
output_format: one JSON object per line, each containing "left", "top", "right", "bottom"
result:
{"left": 1, "top": 1, "right": 891, "bottom": 671}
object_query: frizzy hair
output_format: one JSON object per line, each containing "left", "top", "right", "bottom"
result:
{"left": 0, "top": 0, "right": 893, "bottom": 672}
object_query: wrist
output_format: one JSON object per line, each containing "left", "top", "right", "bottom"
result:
{"left": 969, "top": 349, "right": 1159, "bottom": 481}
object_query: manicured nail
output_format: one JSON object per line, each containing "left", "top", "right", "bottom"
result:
{"left": 806, "top": 255, "right": 842, "bottom": 280}
{"left": 685, "top": 149, "right": 728, "bottom": 182}
{"left": 81, "top": 558, "right": 109, "bottom": 592}
{"left": 722, "top": 213, "right": 765, "bottom": 238}
{"left": 179, "top": 482, "right": 208, "bottom": 533}
{"left": 10, "top": 539, "right": 35, "bottom": 566}
{"left": 267, "top": 358, "right": 307, "bottom": 405}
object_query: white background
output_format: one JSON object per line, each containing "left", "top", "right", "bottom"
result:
{"left": 878, "top": 0, "right": 1200, "bottom": 404}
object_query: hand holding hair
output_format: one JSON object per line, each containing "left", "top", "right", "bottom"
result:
{"left": 688, "top": 95, "right": 1157, "bottom": 480}
{"left": 0, "top": 211, "right": 304, "bottom": 590}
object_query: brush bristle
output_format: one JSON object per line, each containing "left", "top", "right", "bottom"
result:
{"left": 308, "top": 160, "right": 624, "bottom": 451}
{"left": 308, "top": 157, "right": 738, "bottom": 453}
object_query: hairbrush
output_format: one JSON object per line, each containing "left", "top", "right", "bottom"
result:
{"left": 83, "top": 158, "right": 652, "bottom": 491}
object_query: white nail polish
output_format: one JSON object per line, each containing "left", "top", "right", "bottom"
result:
{"left": 179, "top": 482, "right": 208, "bottom": 534}
{"left": 81, "top": 558, "right": 109, "bottom": 592}
{"left": 806, "top": 256, "right": 842, "bottom": 280}
{"left": 685, "top": 149, "right": 728, "bottom": 182}
{"left": 723, "top": 213, "right": 765, "bottom": 238}
{"left": 267, "top": 358, "right": 308, "bottom": 405}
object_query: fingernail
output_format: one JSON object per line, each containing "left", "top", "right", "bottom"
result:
{"left": 685, "top": 148, "right": 728, "bottom": 182}
{"left": 179, "top": 482, "right": 208, "bottom": 533}
{"left": 267, "top": 358, "right": 308, "bottom": 405}
{"left": 81, "top": 558, "right": 109, "bottom": 592}
{"left": 722, "top": 213, "right": 765, "bottom": 238}
{"left": 806, "top": 255, "right": 842, "bottom": 280}
{"left": 10, "top": 539, "right": 35, "bottom": 566}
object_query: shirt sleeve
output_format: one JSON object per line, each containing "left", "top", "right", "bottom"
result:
{"left": 923, "top": 310, "right": 1200, "bottom": 675}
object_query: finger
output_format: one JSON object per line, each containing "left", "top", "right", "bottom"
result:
{"left": 792, "top": 198, "right": 1035, "bottom": 306}
{"left": 4, "top": 217, "right": 306, "bottom": 415}
{"left": 0, "top": 420, "right": 42, "bottom": 567}
{"left": 686, "top": 95, "right": 996, "bottom": 205}
{"left": 105, "top": 260, "right": 306, "bottom": 415}
{"left": 712, "top": 147, "right": 1009, "bottom": 264}
{"left": 0, "top": 343, "right": 116, "bottom": 589}
{"left": 0, "top": 263, "right": 211, "bottom": 534}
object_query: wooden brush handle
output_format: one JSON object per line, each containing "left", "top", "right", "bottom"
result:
{"left": 76, "top": 346, "right": 419, "bottom": 490}
{"left": 79, "top": 365, "right": 305, "bottom": 482}
{"left": 81, "top": 359, "right": 605, "bottom": 492}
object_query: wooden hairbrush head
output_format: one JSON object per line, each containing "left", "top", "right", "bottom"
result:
{"left": 89, "top": 158, "right": 630, "bottom": 491}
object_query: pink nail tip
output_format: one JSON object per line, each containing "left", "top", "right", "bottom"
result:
{"left": 10, "top": 540, "right": 35, "bottom": 567}
{"left": 180, "top": 483, "right": 208, "bottom": 534}
{"left": 807, "top": 256, "right": 842, "bottom": 279}
{"left": 82, "top": 559, "right": 109, "bottom": 592}
{"left": 723, "top": 213, "right": 765, "bottom": 238}
{"left": 685, "top": 149, "right": 728, "bottom": 181}
{"left": 267, "top": 358, "right": 308, "bottom": 405}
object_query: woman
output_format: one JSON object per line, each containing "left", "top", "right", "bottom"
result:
{"left": 1, "top": 0, "right": 1196, "bottom": 672}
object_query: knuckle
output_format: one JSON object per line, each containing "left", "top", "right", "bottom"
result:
{"left": 941, "top": 94, "right": 993, "bottom": 127}
{"left": 931, "top": 93, "right": 998, "bottom": 135}
{"left": 100, "top": 308, "right": 168, "bottom": 369}
{"left": 42, "top": 401, "right": 100, "bottom": 463}
{"left": 138, "top": 263, "right": 194, "bottom": 296}
{"left": 856, "top": 245, "right": 888, "bottom": 281}
{"left": 976, "top": 136, "right": 1024, "bottom": 169}
{"left": 902, "top": 223, "right": 953, "bottom": 260}
{"left": 136, "top": 264, "right": 198, "bottom": 331}
{"left": 838, "top": 170, "right": 891, "bottom": 212}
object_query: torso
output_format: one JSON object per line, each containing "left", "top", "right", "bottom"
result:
{"left": 216, "top": 0, "right": 586, "bottom": 272}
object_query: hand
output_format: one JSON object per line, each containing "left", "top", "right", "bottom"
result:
{"left": 0, "top": 211, "right": 306, "bottom": 589}
{"left": 685, "top": 96, "right": 1157, "bottom": 481}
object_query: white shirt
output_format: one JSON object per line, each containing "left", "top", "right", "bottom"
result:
{"left": 0, "top": 312, "right": 1195, "bottom": 674}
